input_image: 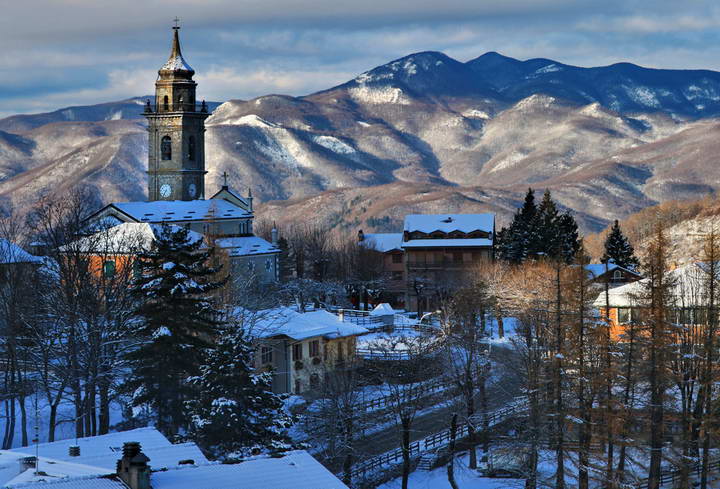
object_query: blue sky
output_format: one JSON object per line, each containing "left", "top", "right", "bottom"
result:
{"left": 2, "top": 0, "right": 720, "bottom": 117}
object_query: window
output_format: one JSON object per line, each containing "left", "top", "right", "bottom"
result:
{"left": 188, "top": 136, "right": 195, "bottom": 161}
{"left": 337, "top": 342, "right": 344, "bottom": 362}
{"left": 265, "top": 258, "right": 272, "bottom": 271}
{"left": 617, "top": 307, "right": 631, "bottom": 324}
{"left": 309, "top": 340, "right": 320, "bottom": 358}
{"left": 103, "top": 260, "right": 116, "bottom": 278}
{"left": 392, "top": 253, "right": 403, "bottom": 264}
{"left": 161, "top": 136, "right": 172, "bottom": 160}
{"left": 163, "top": 95, "right": 169, "bottom": 111}
{"left": 261, "top": 346, "right": 272, "bottom": 364}
{"left": 612, "top": 270, "right": 623, "bottom": 281}
{"left": 247, "top": 261, "right": 256, "bottom": 273}
{"left": 293, "top": 343, "right": 303, "bottom": 360}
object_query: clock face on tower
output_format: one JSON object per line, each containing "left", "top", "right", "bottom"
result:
{"left": 188, "top": 183, "right": 197, "bottom": 198}
{"left": 160, "top": 184, "right": 172, "bottom": 198}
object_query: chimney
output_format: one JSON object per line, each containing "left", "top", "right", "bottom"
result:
{"left": 271, "top": 223, "right": 279, "bottom": 246}
{"left": 117, "top": 442, "right": 151, "bottom": 489}
{"left": 68, "top": 445, "right": 80, "bottom": 457}
{"left": 358, "top": 229, "right": 365, "bottom": 242}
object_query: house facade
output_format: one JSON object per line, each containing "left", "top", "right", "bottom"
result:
{"left": 252, "top": 309, "right": 368, "bottom": 394}
{"left": 360, "top": 213, "right": 495, "bottom": 312}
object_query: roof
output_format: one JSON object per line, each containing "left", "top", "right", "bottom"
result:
{"left": 585, "top": 262, "right": 641, "bottom": 279}
{"left": 8, "top": 427, "right": 208, "bottom": 472}
{"left": 215, "top": 236, "right": 280, "bottom": 257}
{"left": 8, "top": 478, "right": 126, "bottom": 489}
{"left": 403, "top": 214, "right": 494, "bottom": 234}
{"left": 401, "top": 238, "right": 492, "bottom": 248}
{"left": 361, "top": 233, "right": 403, "bottom": 252}
{"left": 370, "top": 303, "right": 395, "bottom": 316}
{"left": 149, "top": 451, "right": 349, "bottom": 489}
{"left": 254, "top": 308, "right": 368, "bottom": 341}
{"left": 93, "top": 199, "right": 251, "bottom": 224}
{"left": 62, "top": 223, "right": 205, "bottom": 254}
{"left": 159, "top": 28, "right": 194, "bottom": 74}
{"left": 0, "top": 239, "right": 43, "bottom": 265}
{"left": 592, "top": 262, "right": 711, "bottom": 308}
{"left": 0, "top": 450, "right": 112, "bottom": 488}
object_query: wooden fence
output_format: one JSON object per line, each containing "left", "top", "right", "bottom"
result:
{"left": 354, "top": 376, "right": 453, "bottom": 413}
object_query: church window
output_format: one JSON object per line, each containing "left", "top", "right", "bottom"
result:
{"left": 163, "top": 95, "right": 169, "bottom": 111}
{"left": 161, "top": 136, "right": 172, "bottom": 160}
{"left": 188, "top": 136, "right": 195, "bottom": 161}
{"left": 178, "top": 95, "right": 184, "bottom": 109}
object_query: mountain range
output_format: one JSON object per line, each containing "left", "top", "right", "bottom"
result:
{"left": 2, "top": 51, "right": 720, "bottom": 233}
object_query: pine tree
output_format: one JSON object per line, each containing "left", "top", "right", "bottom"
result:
{"left": 186, "top": 326, "right": 294, "bottom": 459}
{"left": 497, "top": 188, "right": 537, "bottom": 263}
{"left": 557, "top": 212, "right": 580, "bottom": 263}
{"left": 125, "top": 224, "right": 225, "bottom": 436}
{"left": 536, "top": 189, "right": 560, "bottom": 257}
{"left": 602, "top": 220, "right": 639, "bottom": 270}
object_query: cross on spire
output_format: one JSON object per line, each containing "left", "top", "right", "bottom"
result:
{"left": 173, "top": 17, "right": 181, "bottom": 30}
{"left": 222, "top": 171, "right": 229, "bottom": 187}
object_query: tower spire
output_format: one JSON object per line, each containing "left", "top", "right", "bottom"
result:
{"left": 159, "top": 20, "right": 194, "bottom": 76}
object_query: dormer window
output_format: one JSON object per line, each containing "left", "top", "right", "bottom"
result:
{"left": 613, "top": 270, "right": 622, "bottom": 281}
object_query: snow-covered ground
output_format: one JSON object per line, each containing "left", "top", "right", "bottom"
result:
{"left": 377, "top": 453, "right": 522, "bottom": 489}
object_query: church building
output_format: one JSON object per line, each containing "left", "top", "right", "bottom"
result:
{"left": 86, "top": 25, "right": 279, "bottom": 283}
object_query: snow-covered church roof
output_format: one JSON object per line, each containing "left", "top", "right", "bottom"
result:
{"left": 94, "top": 199, "right": 251, "bottom": 224}
{"left": 159, "top": 27, "right": 194, "bottom": 75}
{"left": 254, "top": 308, "right": 368, "bottom": 341}
{"left": 64, "top": 223, "right": 205, "bottom": 254}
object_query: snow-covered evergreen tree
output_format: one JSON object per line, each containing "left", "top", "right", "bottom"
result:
{"left": 186, "top": 326, "right": 294, "bottom": 459}
{"left": 124, "top": 224, "right": 224, "bottom": 436}
{"left": 497, "top": 188, "right": 537, "bottom": 263}
{"left": 602, "top": 219, "right": 639, "bottom": 270}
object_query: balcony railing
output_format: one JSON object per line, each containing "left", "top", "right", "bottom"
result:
{"left": 144, "top": 100, "right": 208, "bottom": 114}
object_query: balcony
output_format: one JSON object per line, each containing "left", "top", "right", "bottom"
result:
{"left": 144, "top": 100, "right": 208, "bottom": 114}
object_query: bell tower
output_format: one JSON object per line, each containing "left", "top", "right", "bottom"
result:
{"left": 144, "top": 21, "right": 209, "bottom": 201}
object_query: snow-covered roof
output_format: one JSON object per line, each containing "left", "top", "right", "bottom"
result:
{"left": 403, "top": 214, "right": 494, "bottom": 234}
{"left": 402, "top": 238, "right": 492, "bottom": 248}
{"left": 97, "top": 200, "right": 251, "bottom": 224}
{"left": 62, "top": 223, "right": 205, "bottom": 254}
{"left": 370, "top": 303, "right": 395, "bottom": 316}
{"left": 593, "top": 262, "right": 710, "bottom": 308}
{"left": 585, "top": 262, "right": 640, "bottom": 279}
{"left": 149, "top": 451, "right": 349, "bottom": 489}
{"left": 8, "top": 478, "right": 126, "bottom": 489}
{"left": 254, "top": 308, "right": 368, "bottom": 341}
{"left": 159, "top": 29, "right": 194, "bottom": 74}
{"left": 0, "top": 239, "right": 43, "bottom": 265}
{"left": 362, "top": 233, "right": 403, "bottom": 252}
{"left": 0, "top": 450, "right": 112, "bottom": 488}
{"left": 8, "top": 427, "right": 208, "bottom": 472}
{"left": 216, "top": 236, "right": 280, "bottom": 257}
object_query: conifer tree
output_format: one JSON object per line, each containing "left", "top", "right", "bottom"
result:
{"left": 125, "top": 224, "right": 224, "bottom": 436}
{"left": 602, "top": 220, "right": 639, "bottom": 270}
{"left": 497, "top": 188, "right": 537, "bottom": 263}
{"left": 186, "top": 326, "right": 294, "bottom": 459}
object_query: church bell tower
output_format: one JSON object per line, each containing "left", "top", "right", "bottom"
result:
{"left": 144, "top": 23, "right": 209, "bottom": 201}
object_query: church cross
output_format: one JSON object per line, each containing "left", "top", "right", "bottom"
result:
{"left": 173, "top": 17, "right": 181, "bottom": 30}
{"left": 222, "top": 171, "right": 229, "bottom": 187}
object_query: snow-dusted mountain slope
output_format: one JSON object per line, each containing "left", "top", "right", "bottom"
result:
{"left": 2, "top": 51, "right": 720, "bottom": 232}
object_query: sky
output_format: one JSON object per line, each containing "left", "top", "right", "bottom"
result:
{"left": 2, "top": 0, "right": 720, "bottom": 118}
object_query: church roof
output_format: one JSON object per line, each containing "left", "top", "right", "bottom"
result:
{"left": 159, "top": 27, "right": 194, "bottom": 76}
{"left": 92, "top": 200, "right": 251, "bottom": 224}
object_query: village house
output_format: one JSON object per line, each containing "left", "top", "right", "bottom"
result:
{"left": 585, "top": 260, "right": 642, "bottom": 288}
{"left": 251, "top": 308, "right": 368, "bottom": 394}
{"left": 360, "top": 213, "right": 495, "bottom": 312}
{"left": 593, "top": 262, "right": 709, "bottom": 340}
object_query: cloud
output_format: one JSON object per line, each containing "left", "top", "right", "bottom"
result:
{"left": 2, "top": 0, "right": 720, "bottom": 117}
